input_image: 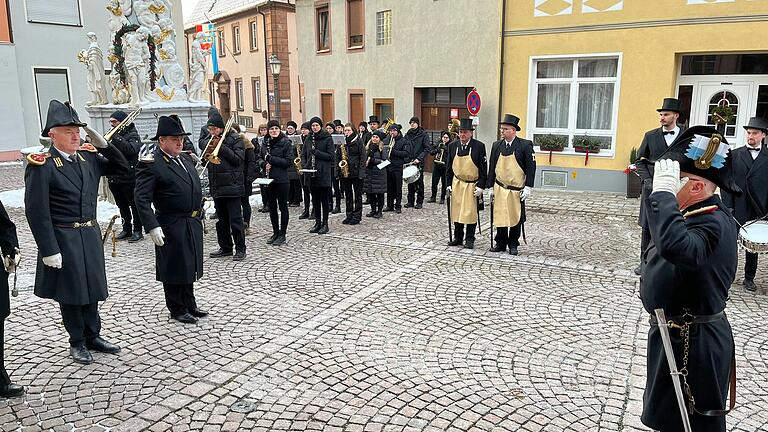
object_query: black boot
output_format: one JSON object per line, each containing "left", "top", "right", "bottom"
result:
{"left": 128, "top": 231, "right": 143, "bottom": 242}
{"left": 374, "top": 210, "right": 382, "bottom": 219}
{"left": 366, "top": 210, "right": 375, "bottom": 218}
{"left": 448, "top": 237, "right": 463, "bottom": 247}
{"left": 299, "top": 209, "right": 310, "bottom": 219}
{"left": 309, "top": 222, "right": 321, "bottom": 233}
{"left": 272, "top": 232, "right": 286, "bottom": 246}
{"left": 318, "top": 223, "right": 329, "bottom": 234}
{"left": 342, "top": 215, "right": 352, "bottom": 224}
{"left": 115, "top": 227, "right": 131, "bottom": 240}
{"left": 266, "top": 232, "right": 278, "bottom": 244}
{"left": 427, "top": 197, "right": 436, "bottom": 203}
{"left": 332, "top": 203, "right": 341, "bottom": 214}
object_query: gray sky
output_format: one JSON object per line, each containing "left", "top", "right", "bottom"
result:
{"left": 180, "top": 0, "right": 199, "bottom": 22}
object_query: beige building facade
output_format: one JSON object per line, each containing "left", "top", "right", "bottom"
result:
{"left": 295, "top": 0, "right": 502, "bottom": 145}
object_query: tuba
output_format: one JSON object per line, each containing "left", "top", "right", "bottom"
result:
{"left": 448, "top": 118, "right": 460, "bottom": 141}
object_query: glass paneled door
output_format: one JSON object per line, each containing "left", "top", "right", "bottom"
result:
{"left": 693, "top": 82, "right": 754, "bottom": 146}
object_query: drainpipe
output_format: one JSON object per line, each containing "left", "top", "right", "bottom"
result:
{"left": 496, "top": 0, "right": 507, "bottom": 138}
{"left": 258, "top": 3, "right": 272, "bottom": 121}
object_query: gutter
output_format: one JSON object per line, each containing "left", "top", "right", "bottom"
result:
{"left": 258, "top": 2, "right": 271, "bottom": 121}
{"left": 496, "top": 0, "right": 507, "bottom": 136}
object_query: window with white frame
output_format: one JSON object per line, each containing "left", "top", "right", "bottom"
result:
{"left": 235, "top": 78, "right": 244, "bottom": 111}
{"left": 249, "top": 20, "right": 259, "bottom": 51}
{"left": 26, "top": 0, "right": 81, "bottom": 26}
{"left": 530, "top": 56, "right": 620, "bottom": 152}
{"left": 376, "top": 10, "right": 391, "bottom": 46}
{"left": 232, "top": 24, "right": 241, "bottom": 54}
{"left": 252, "top": 77, "right": 261, "bottom": 111}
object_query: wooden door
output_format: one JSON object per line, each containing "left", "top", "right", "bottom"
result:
{"left": 320, "top": 92, "right": 335, "bottom": 123}
{"left": 349, "top": 93, "right": 364, "bottom": 126}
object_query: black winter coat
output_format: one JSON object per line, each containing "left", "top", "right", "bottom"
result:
{"left": 286, "top": 132, "right": 301, "bottom": 181}
{"left": 338, "top": 134, "right": 366, "bottom": 179}
{"left": 0, "top": 201, "right": 18, "bottom": 319}
{"left": 134, "top": 149, "right": 204, "bottom": 284}
{"left": 243, "top": 137, "right": 259, "bottom": 196}
{"left": 107, "top": 124, "right": 141, "bottom": 184}
{"left": 636, "top": 126, "right": 686, "bottom": 227}
{"left": 261, "top": 133, "right": 294, "bottom": 184}
{"left": 405, "top": 127, "right": 429, "bottom": 163}
{"left": 199, "top": 130, "right": 245, "bottom": 198}
{"left": 364, "top": 143, "right": 387, "bottom": 194}
{"left": 384, "top": 135, "right": 410, "bottom": 172}
{"left": 720, "top": 145, "right": 768, "bottom": 224}
{"left": 302, "top": 130, "right": 335, "bottom": 188}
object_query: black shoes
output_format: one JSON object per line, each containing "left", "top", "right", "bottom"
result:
{"left": 86, "top": 337, "right": 121, "bottom": 354}
{"left": 272, "top": 233, "right": 286, "bottom": 246}
{"left": 189, "top": 308, "right": 208, "bottom": 318}
{"left": 258, "top": 207, "right": 270, "bottom": 213}
{"left": 464, "top": 240, "right": 474, "bottom": 249}
{"left": 427, "top": 198, "right": 436, "bottom": 203}
{"left": 128, "top": 231, "right": 143, "bottom": 242}
{"left": 348, "top": 218, "right": 360, "bottom": 225}
{"left": 374, "top": 212, "right": 382, "bottom": 219}
{"left": 395, "top": 208, "right": 402, "bottom": 214}
{"left": 448, "top": 238, "right": 463, "bottom": 247}
{"left": 233, "top": 251, "right": 246, "bottom": 261}
{"left": 332, "top": 205, "right": 341, "bottom": 214}
{"left": 509, "top": 247, "right": 519, "bottom": 256}
{"left": 309, "top": 223, "right": 321, "bottom": 233}
{"left": 115, "top": 229, "right": 131, "bottom": 240}
{"left": 0, "top": 384, "right": 24, "bottom": 398}
{"left": 489, "top": 244, "right": 506, "bottom": 253}
{"left": 342, "top": 216, "right": 352, "bottom": 224}
{"left": 318, "top": 224, "right": 329, "bottom": 235}
{"left": 70, "top": 346, "right": 94, "bottom": 364}
{"left": 266, "top": 233, "right": 278, "bottom": 244}
{"left": 439, "top": 198, "right": 445, "bottom": 205}
{"left": 404, "top": 203, "right": 414, "bottom": 208}
{"left": 209, "top": 249, "right": 233, "bottom": 258}
{"left": 298, "top": 211, "right": 310, "bottom": 220}
{"left": 745, "top": 279, "right": 757, "bottom": 292}
{"left": 173, "top": 313, "right": 198, "bottom": 324}
{"left": 365, "top": 211, "right": 375, "bottom": 218}
{"left": 415, "top": 203, "right": 423, "bottom": 209}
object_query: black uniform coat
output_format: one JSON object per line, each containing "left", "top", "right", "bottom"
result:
{"left": 261, "top": 133, "right": 294, "bottom": 184}
{"left": 199, "top": 130, "right": 245, "bottom": 198}
{"left": 720, "top": 145, "right": 768, "bottom": 224}
{"left": 637, "top": 127, "right": 685, "bottom": 227}
{"left": 25, "top": 144, "right": 129, "bottom": 305}
{"left": 364, "top": 143, "right": 387, "bottom": 194}
{"left": 486, "top": 137, "right": 536, "bottom": 224}
{"left": 302, "top": 130, "right": 334, "bottom": 188}
{"left": 640, "top": 192, "right": 736, "bottom": 432}
{"left": 446, "top": 139, "right": 488, "bottom": 191}
{"left": 338, "top": 134, "right": 366, "bottom": 179}
{"left": 404, "top": 127, "right": 429, "bottom": 163}
{"left": 243, "top": 138, "right": 259, "bottom": 196}
{"left": 107, "top": 124, "right": 141, "bottom": 184}
{"left": 384, "top": 135, "right": 410, "bottom": 172}
{"left": 134, "top": 149, "right": 204, "bottom": 284}
{"left": 0, "top": 201, "right": 18, "bottom": 319}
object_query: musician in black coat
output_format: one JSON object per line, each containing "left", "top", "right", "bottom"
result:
{"left": 106, "top": 110, "right": 143, "bottom": 242}
{"left": 364, "top": 130, "right": 387, "bottom": 218}
{"left": 302, "top": 117, "right": 335, "bottom": 234}
{"left": 429, "top": 131, "right": 450, "bottom": 204}
{"left": 636, "top": 98, "right": 686, "bottom": 274}
{"left": 285, "top": 122, "right": 303, "bottom": 207}
{"left": 384, "top": 124, "right": 410, "bottom": 213}
{"left": 404, "top": 117, "right": 429, "bottom": 209}
{"left": 241, "top": 130, "right": 259, "bottom": 233}
{"left": 721, "top": 117, "right": 768, "bottom": 292}
{"left": 339, "top": 124, "right": 367, "bottom": 225}
{"left": 639, "top": 126, "right": 740, "bottom": 432}
{"left": 298, "top": 122, "right": 312, "bottom": 219}
{"left": 200, "top": 113, "right": 246, "bottom": 261}
{"left": 24, "top": 100, "right": 129, "bottom": 365}
{"left": 446, "top": 119, "right": 487, "bottom": 249}
{"left": 0, "top": 201, "right": 22, "bottom": 397}
{"left": 261, "top": 120, "right": 294, "bottom": 246}
{"left": 135, "top": 116, "right": 206, "bottom": 325}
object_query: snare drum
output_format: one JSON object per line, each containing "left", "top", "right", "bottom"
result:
{"left": 403, "top": 165, "right": 420, "bottom": 184}
{"left": 738, "top": 221, "right": 768, "bottom": 253}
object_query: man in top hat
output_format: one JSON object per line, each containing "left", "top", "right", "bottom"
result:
{"left": 24, "top": 100, "right": 129, "bottom": 364}
{"left": 404, "top": 116, "right": 429, "bottom": 209}
{"left": 135, "top": 116, "right": 206, "bottom": 324}
{"left": 199, "top": 112, "right": 247, "bottom": 261}
{"left": 721, "top": 116, "right": 768, "bottom": 292}
{"left": 368, "top": 116, "right": 381, "bottom": 132}
{"left": 383, "top": 123, "right": 411, "bottom": 214}
{"left": 486, "top": 114, "right": 536, "bottom": 255}
{"left": 638, "top": 125, "right": 739, "bottom": 432}
{"left": 446, "top": 118, "right": 487, "bottom": 249}
{"left": 106, "top": 110, "right": 143, "bottom": 243}
{"left": 635, "top": 97, "right": 686, "bottom": 275}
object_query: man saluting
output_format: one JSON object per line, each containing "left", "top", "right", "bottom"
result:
{"left": 135, "top": 116, "right": 206, "bottom": 325}
{"left": 25, "top": 100, "right": 129, "bottom": 364}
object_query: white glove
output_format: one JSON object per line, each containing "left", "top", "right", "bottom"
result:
{"left": 652, "top": 159, "right": 689, "bottom": 196}
{"left": 42, "top": 253, "right": 62, "bottom": 269}
{"left": 3, "top": 248, "right": 20, "bottom": 272}
{"left": 83, "top": 125, "right": 108, "bottom": 148}
{"left": 474, "top": 187, "right": 483, "bottom": 197}
{"left": 446, "top": 186, "right": 452, "bottom": 196}
{"left": 149, "top": 227, "right": 165, "bottom": 246}
{"left": 520, "top": 186, "right": 532, "bottom": 202}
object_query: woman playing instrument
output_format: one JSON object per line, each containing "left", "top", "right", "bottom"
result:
{"left": 429, "top": 130, "right": 450, "bottom": 205}
{"left": 340, "top": 123, "right": 367, "bottom": 225}
{"left": 303, "top": 117, "right": 335, "bottom": 234}
{"left": 261, "top": 120, "right": 293, "bottom": 246}
{"left": 256, "top": 123, "right": 270, "bottom": 214}
{"left": 364, "top": 130, "right": 387, "bottom": 219}
{"left": 298, "top": 122, "right": 313, "bottom": 220}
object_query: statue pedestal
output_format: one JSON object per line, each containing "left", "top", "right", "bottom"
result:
{"left": 85, "top": 101, "right": 210, "bottom": 142}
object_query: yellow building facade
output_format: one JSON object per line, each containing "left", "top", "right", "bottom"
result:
{"left": 501, "top": 0, "right": 768, "bottom": 191}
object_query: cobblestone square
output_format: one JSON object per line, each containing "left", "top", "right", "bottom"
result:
{"left": 0, "top": 164, "right": 765, "bottom": 431}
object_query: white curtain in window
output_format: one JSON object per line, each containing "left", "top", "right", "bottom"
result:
{"left": 536, "top": 84, "right": 570, "bottom": 129}
{"left": 536, "top": 60, "right": 573, "bottom": 79}
{"left": 577, "top": 83, "right": 614, "bottom": 130}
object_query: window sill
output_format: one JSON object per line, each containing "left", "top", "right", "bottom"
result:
{"left": 535, "top": 147, "right": 615, "bottom": 158}
{"left": 347, "top": 45, "right": 364, "bottom": 51}
{"left": 233, "top": 51, "right": 241, "bottom": 56}
{"left": 316, "top": 49, "right": 331, "bottom": 55}
{"left": 250, "top": 47, "right": 258, "bottom": 52}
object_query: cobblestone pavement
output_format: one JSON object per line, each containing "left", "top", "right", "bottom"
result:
{"left": 0, "top": 165, "right": 766, "bottom": 431}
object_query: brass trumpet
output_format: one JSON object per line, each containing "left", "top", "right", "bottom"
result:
{"left": 201, "top": 115, "right": 236, "bottom": 168}
{"left": 104, "top": 108, "right": 142, "bottom": 141}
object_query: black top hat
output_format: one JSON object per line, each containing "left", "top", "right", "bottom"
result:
{"left": 333, "top": 119, "right": 343, "bottom": 127}
{"left": 42, "top": 100, "right": 87, "bottom": 136}
{"left": 368, "top": 115, "right": 380, "bottom": 124}
{"left": 458, "top": 118, "right": 474, "bottom": 131}
{"left": 652, "top": 125, "right": 740, "bottom": 195}
{"left": 657, "top": 98, "right": 682, "bottom": 114}
{"left": 743, "top": 116, "right": 768, "bottom": 135}
{"left": 499, "top": 114, "right": 521, "bottom": 131}
{"left": 151, "top": 115, "right": 192, "bottom": 141}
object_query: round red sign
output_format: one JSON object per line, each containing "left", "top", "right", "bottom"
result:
{"left": 466, "top": 90, "right": 481, "bottom": 116}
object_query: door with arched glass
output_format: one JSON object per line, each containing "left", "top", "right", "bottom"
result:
{"left": 694, "top": 82, "right": 753, "bottom": 147}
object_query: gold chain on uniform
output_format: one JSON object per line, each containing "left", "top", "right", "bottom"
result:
{"left": 668, "top": 309, "right": 697, "bottom": 414}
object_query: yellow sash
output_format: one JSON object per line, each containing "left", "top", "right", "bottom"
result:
{"left": 450, "top": 149, "right": 479, "bottom": 225}
{"left": 493, "top": 151, "right": 526, "bottom": 227}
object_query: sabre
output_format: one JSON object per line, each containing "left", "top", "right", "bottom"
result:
{"left": 653, "top": 308, "right": 693, "bottom": 432}
{"left": 446, "top": 193, "right": 453, "bottom": 242}
{"left": 476, "top": 196, "right": 482, "bottom": 235}
{"left": 490, "top": 194, "right": 494, "bottom": 249}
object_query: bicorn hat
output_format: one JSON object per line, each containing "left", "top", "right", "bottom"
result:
{"left": 42, "top": 100, "right": 86, "bottom": 136}
{"left": 151, "top": 115, "right": 191, "bottom": 141}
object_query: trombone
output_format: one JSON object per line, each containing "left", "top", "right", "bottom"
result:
{"left": 200, "top": 115, "right": 236, "bottom": 171}
{"left": 104, "top": 108, "right": 142, "bottom": 141}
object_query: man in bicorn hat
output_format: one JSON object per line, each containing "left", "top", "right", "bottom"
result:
{"left": 638, "top": 125, "right": 740, "bottom": 432}
{"left": 721, "top": 116, "right": 768, "bottom": 292}
{"left": 486, "top": 114, "right": 536, "bottom": 255}
{"left": 404, "top": 116, "right": 429, "bottom": 209}
{"left": 446, "top": 118, "right": 487, "bottom": 249}
{"left": 135, "top": 116, "right": 207, "bottom": 324}
{"left": 25, "top": 100, "right": 129, "bottom": 365}
{"left": 635, "top": 97, "right": 687, "bottom": 274}
{"left": 106, "top": 110, "right": 143, "bottom": 242}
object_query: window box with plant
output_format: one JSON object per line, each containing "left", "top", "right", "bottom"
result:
{"left": 572, "top": 136, "right": 601, "bottom": 165}
{"left": 624, "top": 147, "right": 641, "bottom": 198}
{"left": 537, "top": 134, "right": 566, "bottom": 163}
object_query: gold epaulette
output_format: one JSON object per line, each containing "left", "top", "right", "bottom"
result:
{"left": 26, "top": 152, "right": 50, "bottom": 166}
{"left": 79, "top": 143, "right": 98, "bottom": 153}
{"left": 683, "top": 205, "right": 719, "bottom": 219}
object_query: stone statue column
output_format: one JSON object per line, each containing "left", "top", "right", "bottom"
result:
{"left": 123, "top": 27, "right": 152, "bottom": 106}
{"left": 188, "top": 32, "right": 210, "bottom": 102}
{"left": 79, "top": 32, "right": 108, "bottom": 105}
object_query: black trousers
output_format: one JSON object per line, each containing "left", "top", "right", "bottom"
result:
{"left": 0, "top": 321, "right": 9, "bottom": 385}
{"left": 163, "top": 283, "right": 198, "bottom": 317}
{"left": 407, "top": 168, "right": 425, "bottom": 205}
{"left": 341, "top": 177, "right": 364, "bottom": 219}
{"left": 241, "top": 196, "right": 252, "bottom": 226}
{"left": 266, "top": 182, "right": 290, "bottom": 234}
{"left": 745, "top": 252, "right": 758, "bottom": 281}
{"left": 386, "top": 169, "right": 403, "bottom": 210}
{"left": 213, "top": 197, "right": 246, "bottom": 253}
{"left": 640, "top": 226, "right": 651, "bottom": 259}
{"left": 301, "top": 177, "right": 312, "bottom": 213}
{"left": 289, "top": 179, "right": 302, "bottom": 205}
{"left": 259, "top": 185, "right": 270, "bottom": 210}
{"left": 311, "top": 186, "right": 331, "bottom": 224}
{"left": 370, "top": 193, "right": 385, "bottom": 213}
{"left": 453, "top": 223, "right": 477, "bottom": 243}
{"left": 60, "top": 302, "right": 101, "bottom": 347}
{"left": 331, "top": 178, "right": 342, "bottom": 206}
{"left": 495, "top": 226, "right": 522, "bottom": 248}
{"left": 431, "top": 164, "right": 447, "bottom": 200}
{"left": 109, "top": 182, "right": 141, "bottom": 232}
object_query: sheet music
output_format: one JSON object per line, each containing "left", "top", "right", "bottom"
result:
{"left": 253, "top": 178, "right": 274, "bottom": 185}
{"left": 377, "top": 160, "right": 391, "bottom": 170}
{"left": 288, "top": 135, "right": 302, "bottom": 146}
{"left": 331, "top": 134, "right": 345, "bottom": 145}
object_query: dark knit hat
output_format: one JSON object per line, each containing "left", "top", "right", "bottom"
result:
{"left": 267, "top": 120, "right": 280, "bottom": 129}
{"left": 301, "top": 121, "right": 311, "bottom": 130}
{"left": 286, "top": 120, "right": 298, "bottom": 129}
{"left": 372, "top": 130, "right": 386, "bottom": 140}
{"left": 110, "top": 110, "right": 128, "bottom": 122}
{"left": 207, "top": 113, "right": 225, "bottom": 129}
{"left": 409, "top": 116, "right": 420, "bottom": 125}
{"left": 309, "top": 117, "right": 323, "bottom": 127}
{"left": 388, "top": 123, "right": 402, "bottom": 132}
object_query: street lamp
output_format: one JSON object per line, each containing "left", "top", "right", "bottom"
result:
{"left": 269, "top": 54, "right": 282, "bottom": 125}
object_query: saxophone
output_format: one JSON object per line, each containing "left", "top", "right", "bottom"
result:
{"left": 293, "top": 137, "right": 303, "bottom": 172}
{"left": 338, "top": 137, "right": 350, "bottom": 178}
